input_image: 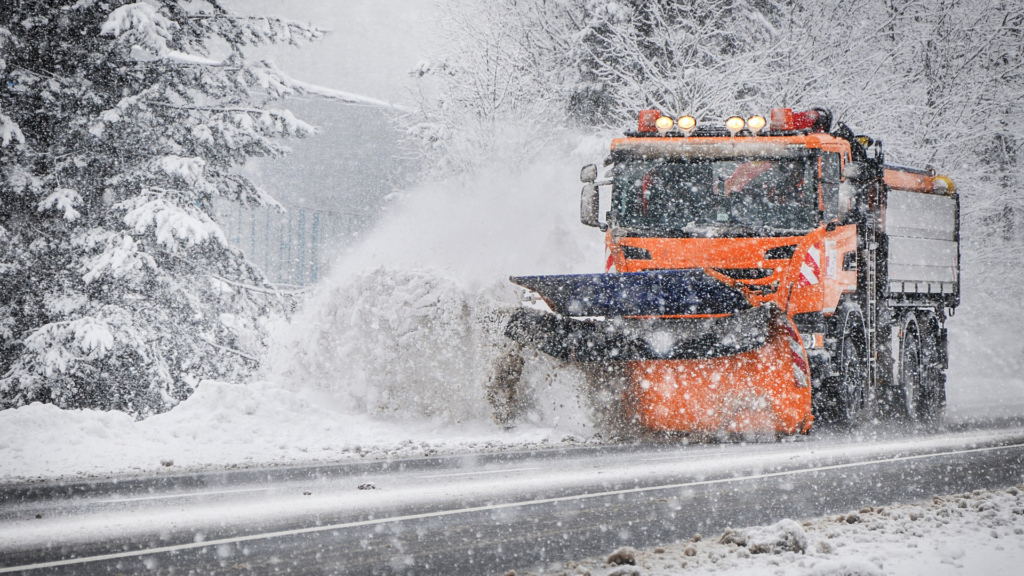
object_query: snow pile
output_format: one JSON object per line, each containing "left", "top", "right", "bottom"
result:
{"left": 267, "top": 266, "right": 597, "bottom": 430}
{"left": 528, "top": 485, "right": 1024, "bottom": 575}
{"left": 0, "top": 379, "right": 596, "bottom": 483}
{"left": 269, "top": 268, "right": 509, "bottom": 421}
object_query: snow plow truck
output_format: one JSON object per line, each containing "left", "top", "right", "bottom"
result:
{"left": 499, "top": 108, "right": 959, "bottom": 434}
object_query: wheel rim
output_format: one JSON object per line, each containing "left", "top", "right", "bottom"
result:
{"left": 901, "top": 323, "right": 922, "bottom": 420}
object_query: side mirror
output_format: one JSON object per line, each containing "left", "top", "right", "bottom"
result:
{"left": 580, "top": 164, "right": 598, "bottom": 183}
{"left": 580, "top": 183, "right": 604, "bottom": 229}
{"left": 837, "top": 180, "right": 857, "bottom": 223}
{"left": 842, "top": 161, "right": 866, "bottom": 180}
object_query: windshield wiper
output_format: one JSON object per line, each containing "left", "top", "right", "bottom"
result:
{"left": 621, "top": 224, "right": 813, "bottom": 238}
{"left": 720, "top": 224, "right": 759, "bottom": 237}
{"left": 753, "top": 226, "right": 814, "bottom": 237}
{"left": 711, "top": 224, "right": 814, "bottom": 238}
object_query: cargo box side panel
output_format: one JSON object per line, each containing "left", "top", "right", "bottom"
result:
{"left": 886, "top": 189, "right": 956, "bottom": 241}
{"left": 885, "top": 190, "right": 958, "bottom": 294}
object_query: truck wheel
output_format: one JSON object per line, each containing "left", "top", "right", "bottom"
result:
{"left": 916, "top": 314, "right": 946, "bottom": 420}
{"left": 897, "top": 313, "right": 928, "bottom": 422}
{"left": 816, "top": 304, "right": 867, "bottom": 427}
{"left": 837, "top": 328, "right": 869, "bottom": 425}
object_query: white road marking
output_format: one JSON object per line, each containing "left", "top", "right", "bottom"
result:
{"left": 93, "top": 487, "right": 270, "bottom": 504}
{"left": 2, "top": 441, "right": 1021, "bottom": 574}
{"left": 419, "top": 467, "right": 542, "bottom": 479}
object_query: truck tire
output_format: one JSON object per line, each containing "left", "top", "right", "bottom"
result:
{"left": 916, "top": 313, "right": 946, "bottom": 420}
{"left": 896, "top": 312, "right": 942, "bottom": 422}
{"left": 837, "top": 324, "right": 869, "bottom": 426}
{"left": 818, "top": 303, "right": 867, "bottom": 426}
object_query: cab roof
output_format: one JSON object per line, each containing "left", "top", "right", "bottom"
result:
{"left": 609, "top": 134, "right": 852, "bottom": 161}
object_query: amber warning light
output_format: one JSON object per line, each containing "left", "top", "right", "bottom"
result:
{"left": 770, "top": 108, "right": 823, "bottom": 131}
{"left": 638, "top": 109, "right": 661, "bottom": 133}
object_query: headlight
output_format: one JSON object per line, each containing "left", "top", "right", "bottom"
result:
{"left": 655, "top": 116, "right": 674, "bottom": 134}
{"left": 747, "top": 115, "right": 766, "bottom": 133}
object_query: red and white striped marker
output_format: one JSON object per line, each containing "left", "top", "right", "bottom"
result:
{"left": 798, "top": 243, "right": 822, "bottom": 286}
{"left": 779, "top": 317, "right": 810, "bottom": 388}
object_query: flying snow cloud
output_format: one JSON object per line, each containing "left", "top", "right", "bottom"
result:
{"left": 264, "top": 138, "right": 610, "bottom": 430}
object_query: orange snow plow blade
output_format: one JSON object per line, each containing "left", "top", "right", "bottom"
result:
{"left": 504, "top": 269, "right": 813, "bottom": 435}
{"left": 629, "top": 311, "right": 812, "bottom": 434}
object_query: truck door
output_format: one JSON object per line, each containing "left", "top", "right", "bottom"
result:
{"left": 821, "top": 152, "right": 857, "bottom": 315}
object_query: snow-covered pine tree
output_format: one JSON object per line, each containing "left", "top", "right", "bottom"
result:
{"left": 0, "top": 1, "right": 323, "bottom": 417}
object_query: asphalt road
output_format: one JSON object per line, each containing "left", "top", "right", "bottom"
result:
{"left": 2, "top": 421, "right": 1024, "bottom": 575}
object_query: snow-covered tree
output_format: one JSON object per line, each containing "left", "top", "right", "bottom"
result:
{"left": 808, "top": 0, "right": 1024, "bottom": 329}
{"left": 418, "top": 0, "right": 1023, "bottom": 175}
{"left": 0, "top": 1, "right": 324, "bottom": 417}
{"left": 563, "top": 0, "right": 795, "bottom": 123}
{"left": 412, "top": 0, "right": 798, "bottom": 173}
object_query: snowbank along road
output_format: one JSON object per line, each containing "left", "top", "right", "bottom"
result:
{"left": 524, "top": 484, "right": 1024, "bottom": 575}
{"left": 2, "top": 425, "right": 1024, "bottom": 575}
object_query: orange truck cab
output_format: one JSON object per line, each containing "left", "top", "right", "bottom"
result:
{"left": 505, "top": 108, "right": 959, "bottom": 434}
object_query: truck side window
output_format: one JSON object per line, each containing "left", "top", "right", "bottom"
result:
{"left": 821, "top": 152, "right": 841, "bottom": 223}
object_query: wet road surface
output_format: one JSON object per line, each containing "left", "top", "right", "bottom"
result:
{"left": 3, "top": 421, "right": 1024, "bottom": 575}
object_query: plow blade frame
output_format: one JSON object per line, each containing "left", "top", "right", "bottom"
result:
{"left": 509, "top": 269, "right": 750, "bottom": 317}
{"left": 504, "top": 305, "right": 772, "bottom": 362}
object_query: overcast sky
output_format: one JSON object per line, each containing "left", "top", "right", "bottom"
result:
{"left": 223, "top": 0, "right": 438, "bottom": 105}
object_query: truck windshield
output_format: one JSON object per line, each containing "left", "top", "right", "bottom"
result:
{"left": 612, "top": 158, "right": 819, "bottom": 237}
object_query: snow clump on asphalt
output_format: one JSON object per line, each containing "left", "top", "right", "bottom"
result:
{"left": 745, "top": 518, "right": 808, "bottom": 554}
{"left": 524, "top": 485, "right": 1024, "bottom": 575}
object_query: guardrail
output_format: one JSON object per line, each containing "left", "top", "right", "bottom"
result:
{"left": 214, "top": 199, "right": 358, "bottom": 287}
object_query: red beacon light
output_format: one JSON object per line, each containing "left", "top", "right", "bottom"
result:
{"left": 770, "top": 108, "right": 824, "bottom": 132}
{"left": 638, "top": 109, "right": 661, "bottom": 133}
